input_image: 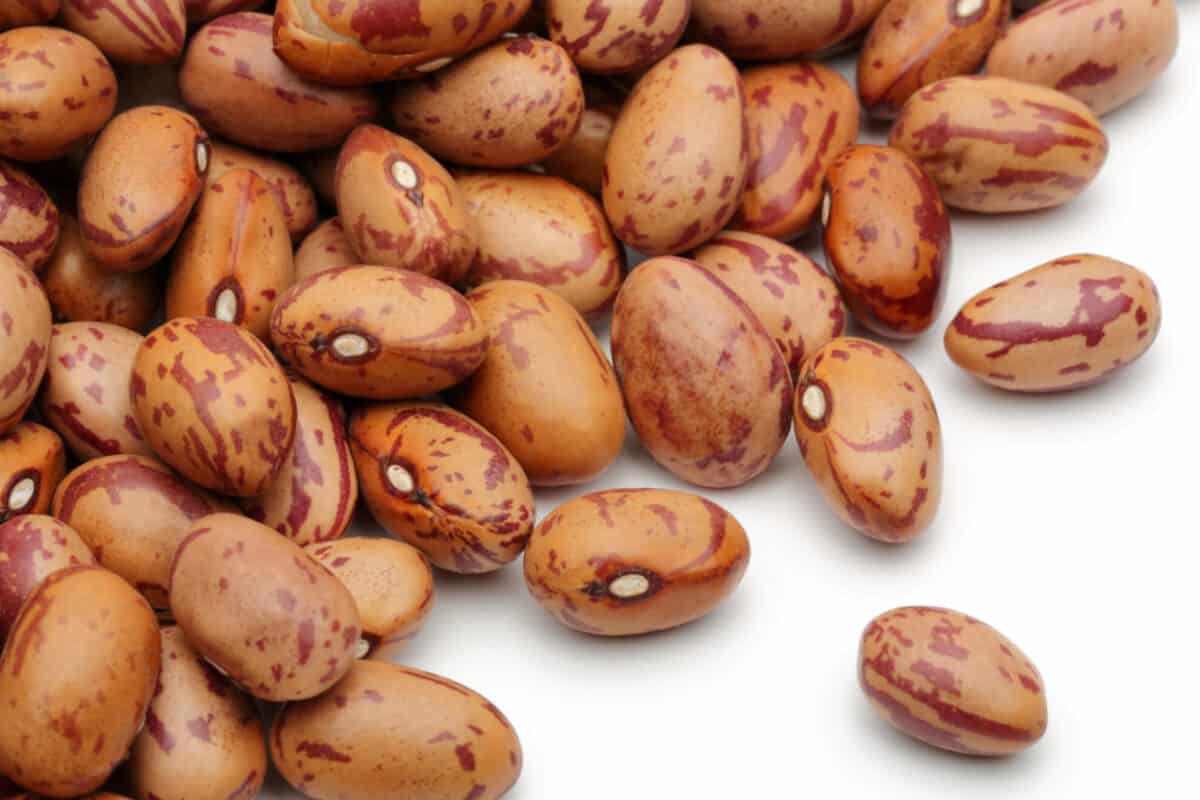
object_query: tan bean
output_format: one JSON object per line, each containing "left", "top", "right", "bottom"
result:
{"left": 293, "top": 218, "right": 358, "bottom": 283}
{"left": 206, "top": 140, "right": 319, "bottom": 241}
{"left": 690, "top": 0, "right": 889, "bottom": 59}
{"left": 0, "top": 515, "right": 94, "bottom": 644}
{"left": 60, "top": 0, "right": 186, "bottom": 65}
{"left": 546, "top": 0, "right": 689, "bottom": 73}
{"left": 0, "top": 422, "right": 64, "bottom": 522}
{"left": 540, "top": 78, "right": 624, "bottom": 195}
{"left": 0, "top": 160, "right": 59, "bottom": 271}
{"left": 0, "top": 1, "right": 58, "bottom": 29}
{"left": 0, "top": 250, "right": 52, "bottom": 434}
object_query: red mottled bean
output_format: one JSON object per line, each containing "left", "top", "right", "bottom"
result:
{"left": 0, "top": 160, "right": 59, "bottom": 271}
{"left": 0, "top": 1, "right": 59, "bottom": 29}
{"left": 0, "top": 422, "right": 64, "bottom": 523}
{"left": 0, "top": 514, "right": 94, "bottom": 644}
{"left": 0, "top": 250, "right": 52, "bottom": 434}
{"left": 206, "top": 140, "right": 319, "bottom": 241}
{"left": 690, "top": 0, "right": 889, "bottom": 59}
{"left": 59, "top": 0, "right": 186, "bottom": 65}
{"left": 546, "top": 0, "right": 689, "bottom": 74}
{"left": 540, "top": 78, "right": 625, "bottom": 195}
{"left": 185, "top": 0, "right": 264, "bottom": 22}
{"left": 294, "top": 218, "right": 358, "bottom": 283}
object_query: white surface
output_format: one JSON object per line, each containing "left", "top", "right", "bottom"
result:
{"left": 273, "top": 12, "right": 1198, "bottom": 798}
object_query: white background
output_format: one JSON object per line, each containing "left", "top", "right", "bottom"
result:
{"left": 263, "top": 9, "right": 1199, "bottom": 798}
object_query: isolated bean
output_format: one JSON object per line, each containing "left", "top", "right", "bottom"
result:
{"left": 546, "top": 0, "right": 689, "bottom": 74}
{"left": 451, "top": 280, "right": 626, "bottom": 486}
{"left": 335, "top": 125, "right": 477, "bottom": 283}
{"left": 612, "top": 256, "right": 793, "bottom": 488}
{"left": 459, "top": 171, "right": 624, "bottom": 317}
{"left": 271, "top": 265, "right": 489, "bottom": 399}
{"left": 206, "top": 140, "right": 319, "bottom": 241}
{"left": 0, "top": 515, "right": 94, "bottom": 644}
{"left": 858, "top": 0, "right": 1010, "bottom": 117}
{"left": 166, "top": 167, "right": 295, "bottom": 340}
{"left": 0, "top": 27, "right": 117, "bottom": 162}
{"left": 271, "top": 661, "right": 522, "bottom": 800}
{"left": 0, "top": 160, "right": 59, "bottom": 271}
{"left": 691, "top": 231, "right": 846, "bottom": 376}
{"left": 0, "top": 566, "right": 160, "bottom": 798}
{"left": 0, "top": 422, "right": 64, "bottom": 522}
{"left": 39, "top": 321, "right": 151, "bottom": 460}
{"left": 40, "top": 214, "right": 161, "bottom": 331}
{"left": 293, "top": 218, "right": 357, "bottom": 283}
{"left": 690, "top": 0, "right": 889, "bottom": 59}
{"left": 130, "top": 317, "right": 296, "bottom": 497}
{"left": 603, "top": 45, "right": 748, "bottom": 255}
{"left": 392, "top": 35, "right": 584, "bottom": 168}
{"left": 78, "top": 106, "right": 210, "bottom": 272}
{"left": 525, "top": 489, "right": 751, "bottom": 636}
{"left": 822, "top": 145, "right": 951, "bottom": 339}
{"left": 944, "top": 254, "right": 1161, "bottom": 391}
{"left": 169, "top": 513, "right": 362, "bottom": 701}
{"left": 350, "top": 401, "right": 534, "bottom": 573}
{"left": 242, "top": 376, "right": 358, "bottom": 546}
{"left": 307, "top": 537, "right": 435, "bottom": 661}
{"left": 889, "top": 76, "right": 1109, "bottom": 212}
{"left": 859, "top": 606, "right": 1048, "bottom": 755}
{"left": 179, "top": 12, "right": 379, "bottom": 152}
{"left": 60, "top": 0, "right": 186, "bottom": 65}
{"left": 541, "top": 78, "right": 624, "bottom": 195}
{"left": 127, "top": 627, "right": 267, "bottom": 800}
{"left": 986, "top": 0, "right": 1179, "bottom": 116}
{"left": 0, "top": 250, "right": 52, "bottom": 434}
{"left": 51, "top": 454, "right": 234, "bottom": 608}
{"left": 794, "top": 338, "right": 942, "bottom": 542}
{"left": 732, "top": 62, "right": 860, "bottom": 241}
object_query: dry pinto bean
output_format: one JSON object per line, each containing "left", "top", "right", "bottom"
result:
{"left": 127, "top": 626, "right": 267, "bottom": 800}
{"left": 0, "top": 1, "right": 58, "bottom": 29}
{"left": 0, "top": 422, "right": 65, "bottom": 522}
{"left": 0, "top": 514, "right": 94, "bottom": 645}
{"left": 59, "top": 0, "right": 186, "bottom": 65}
{"left": 821, "top": 144, "right": 951, "bottom": 339}
{"left": 450, "top": 280, "right": 626, "bottom": 486}
{"left": 335, "top": 125, "right": 477, "bottom": 283}
{"left": 689, "top": 0, "right": 889, "bottom": 60}
{"left": 78, "top": 106, "right": 210, "bottom": 272}
{"left": 296, "top": 147, "right": 340, "bottom": 207}
{"left": 859, "top": 606, "right": 1048, "bottom": 755}
{"left": 271, "top": 265, "right": 489, "bottom": 400}
{"left": 546, "top": 0, "right": 690, "bottom": 74}
{"left": 349, "top": 401, "right": 534, "bottom": 574}
{"left": 242, "top": 376, "right": 358, "bottom": 546}
{"left": 611, "top": 256, "right": 793, "bottom": 488}
{"left": 857, "top": 0, "right": 1010, "bottom": 118}
{"left": 206, "top": 140, "right": 319, "bottom": 241}
{"left": 51, "top": 454, "right": 236, "bottom": 608}
{"left": 525, "top": 488, "right": 751, "bottom": 636}
{"left": 0, "top": 566, "right": 160, "bottom": 798}
{"left": 943, "top": 253, "right": 1161, "bottom": 391}
{"left": 166, "top": 167, "right": 296, "bottom": 341}
{"left": 293, "top": 218, "right": 358, "bottom": 283}
{"left": 130, "top": 317, "right": 296, "bottom": 497}
{"left": 0, "top": 250, "right": 52, "bottom": 434}
{"left": 459, "top": 170, "right": 624, "bottom": 318}
{"left": 179, "top": 12, "right": 379, "bottom": 153}
{"left": 169, "top": 513, "right": 362, "bottom": 702}
{"left": 985, "top": 0, "right": 1179, "bottom": 116}
{"left": 540, "top": 78, "right": 625, "bottom": 195}
{"left": 731, "top": 62, "right": 860, "bottom": 241}
{"left": 391, "top": 35, "right": 584, "bottom": 168}
{"left": 794, "top": 338, "right": 942, "bottom": 543}
{"left": 889, "top": 76, "right": 1109, "bottom": 213}
{"left": 40, "top": 214, "right": 161, "bottom": 331}
{"left": 273, "top": 0, "right": 531, "bottom": 86}
{"left": 602, "top": 44, "right": 748, "bottom": 256}
{"left": 306, "top": 537, "right": 435, "bottom": 661}
{"left": 0, "top": 160, "right": 59, "bottom": 271}
{"left": 185, "top": 0, "right": 265, "bottom": 23}
{"left": 0, "top": 27, "right": 117, "bottom": 162}
{"left": 691, "top": 231, "right": 847, "bottom": 377}
{"left": 38, "top": 321, "right": 152, "bottom": 461}
{"left": 271, "top": 661, "right": 522, "bottom": 800}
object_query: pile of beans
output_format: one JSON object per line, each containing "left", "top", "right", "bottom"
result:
{"left": 0, "top": 0, "right": 1178, "bottom": 795}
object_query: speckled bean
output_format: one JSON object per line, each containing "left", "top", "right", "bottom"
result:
{"left": 293, "top": 218, "right": 358, "bottom": 283}
{"left": 690, "top": 0, "right": 889, "bottom": 59}
{"left": 546, "top": 0, "right": 689, "bottom": 74}
{"left": 0, "top": 514, "right": 94, "bottom": 644}
{"left": 0, "top": 250, "right": 52, "bottom": 434}
{"left": 185, "top": 0, "right": 265, "bottom": 22}
{"left": 207, "top": 140, "right": 319, "bottom": 241}
{"left": 0, "top": 422, "right": 64, "bottom": 522}
{"left": 60, "top": 0, "right": 186, "bottom": 65}
{"left": 0, "top": 160, "right": 59, "bottom": 271}
{"left": 540, "top": 78, "right": 624, "bottom": 195}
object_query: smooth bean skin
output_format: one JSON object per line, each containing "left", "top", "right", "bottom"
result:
{"left": 0, "top": 422, "right": 64, "bottom": 523}
{"left": 0, "top": 160, "right": 59, "bottom": 271}
{"left": 59, "top": 0, "right": 186, "bottom": 65}
{"left": 38, "top": 322, "right": 152, "bottom": 461}
{"left": 51, "top": 454, "right": 236, "bottom": 608}
{"left": 271, "top": 661, "right": 522, "bottom": 800}
{"left": 524, "top": 489, "right": 751, "bottom": 636}
{"left": 943, "top": 254, "right": 1161, "bottom": 392}
{"left": 691, "top": 231, "right": 846, "bottom": 377}
{"left": 185, "top": 0, "right": 265, "bottom": 22}
{"left": 0, "top": 250, "right": 52, "bottom": 434}
{"left": 293, "top": 218, "right": 357, "bottom": 283}
{"left": 540, "top": 78, "right": 624, "bottom": 196}
{"left": 794, "top": 338, "right": 942, "bottom": 542}
{"left": 986, "top": 0, "right": 1179, "bottom": 116}
{"left": 689, "top": 0, "right": 889, "bottom": 60}
{"left": 546, "top": 0, "right": 690, "bottom": 74}
{"left": 0, "top": 1, "right": 58, "bottom": 29}
{"left": 350, "top": 401, "right": 534, "bottom": 574}
{"left": 732, "top": 62, "right": 860, "bottom": 241}
{"left": 0, "top": 28, "right": 118, "bottom": 162}
{"left": 611, "top": 256, "right": 793, "bottom": 488}
{"left": 859, "top": 606, "right": 1048, "bottom": 755}
{"left": 206, "top": 140, "right": 319, "bottom": 241}
{"left": 270, "top": 265, "right": 489, "bottom": 400}
{"left": 889, "top": 76, "right": 1109, "bottom": 213}
{"left": 0, "top": 514, "right": 94, "bottom": 645}
{"left": 169, "top": 513, "right": 362, "bottom": 702}
{"left": 821, "top": 145, "right": 951, "bottom": 339}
